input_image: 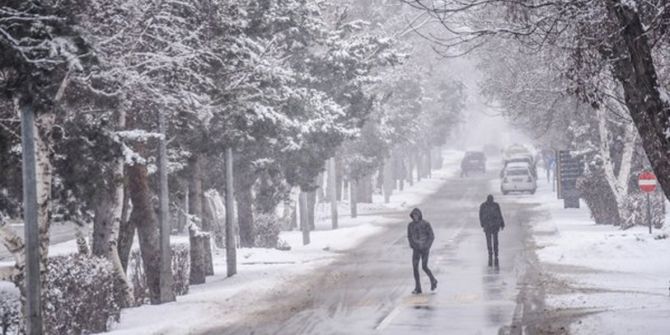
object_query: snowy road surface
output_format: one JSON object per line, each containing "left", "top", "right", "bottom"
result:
{"left": 204, "top": 169, "right": 543, "bottom": 334}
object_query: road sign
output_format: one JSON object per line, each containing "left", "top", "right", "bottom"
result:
{"left": 638, "top": 171, "right": 657, "bottom": 193}
{"left": 556, "top": 150, "right": 583, "bottom": 208}
{"left": 639, "top": 171, "right": 657, "bottom": 234}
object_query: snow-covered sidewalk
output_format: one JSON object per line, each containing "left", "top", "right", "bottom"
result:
{"left": 522, "top": 180, "right": 670, "bottom": 334}
{"left": 104, "top": 150, "right": 463, "bottom": 335}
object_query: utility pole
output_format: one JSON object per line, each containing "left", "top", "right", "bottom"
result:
{"left": 225, "top": 148, "right": 237, "bottom": 277}
{"left": 328, "top": 158, "right": 338, "bottom": 229}
{"left": 21, "top": 103, "right": 43, "bottom": 335}
{"left": 157, "top": 112, "right": 175, "bottom": 303}
{"left": 647, "top": 192, "right": 652, "bottom": 234}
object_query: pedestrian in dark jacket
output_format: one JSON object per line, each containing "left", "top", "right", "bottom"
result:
{"left": 407, "top": 208, "right": 437, "bottom": 294}
{"left": 479, "top": 195, "right": 505, "bottom": 267}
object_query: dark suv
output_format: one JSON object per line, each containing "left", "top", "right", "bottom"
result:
{"left": 461, "top": 151, "right": 486, "bottom": 177}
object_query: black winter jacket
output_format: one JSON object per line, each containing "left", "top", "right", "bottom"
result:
{"left": 407, "top": 208, "right": 434, "bottom": 251}
{"left": 479, "top": 197, "right": 505, "bottom": 231}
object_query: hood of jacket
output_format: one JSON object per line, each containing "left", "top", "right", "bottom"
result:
{"left": 410, "top": 208, "right": 423, "bottom": 221}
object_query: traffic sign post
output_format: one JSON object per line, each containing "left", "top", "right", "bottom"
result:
{"left": 638, "top": 171, "right": 657, "bottom": 234}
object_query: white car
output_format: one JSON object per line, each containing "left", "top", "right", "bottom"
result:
{"left": 502, "top": 144, "right": 532, "bottom": 162}
{"left": 501, "top": 163, "right": 537, "bottom": 195}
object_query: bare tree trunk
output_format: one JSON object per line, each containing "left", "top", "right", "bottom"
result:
{"left": 328, "top": 158, "right": 338, "bottom": 229}
{"left": 179, "top": 182, "right": 189, "bottom": 234}
{"left": 307, "top": 190, "right": 316, "bottom": 231}
{"left": 299, "top": 191, "right": 310, "bottom": 245}
{"left": 189, "top": 155, "right": 205, "bottom": 230}
{"left": 91, "top": 125, "right": 135, "bottom": 308}
{"left": 431, "top": 147, "right": 442, "bottom": 170}
{"left": 203, "top": 235, "right": 214, "bottom": 276}
{"left": 291, "top": 198, "right": 298, "bottom": 230}
{"left": 316, "top": 173, "right": 325, "bottom": 203}
{"left": 204, "top": 190, "right": 225, "bottom": 248}
{"left": 285, "top": 188, "right": 298, "bottom": 230}
{"left": 198, "top": 158, "right": 213, "bottom": 233}
{"left": 342, "top": 180, "right": 349, "bottom": 201}
{"left": 202, "top": 195, "right": 214, "bottom": 235}
{"left": 34, "top": 113, "right": 53, "bottom": 289}
{"left": 187, "top": 156, "right": 214, "bottom": 278}
{"left": 604, "top": 0, "right": 670, "bottom": 201}
{"left": 335, "top": 158, "right": 343, "bottom": 201}
{"left": 91, "top": 183, "right": 134, "bottom": 307}
{"left": 383, "top": 160, "right": 394, "bottom": 204}
{"left": 236, "top": 186, "right": 254, "bottom": 247}
{"left": 407, "top": 155, "right": 414, "bottom": 186}
{"left": 356, "top": 175, "right": 373, "bottom": 203}
{"left": 350, "top": 180, "right": 358, "bottom": 218}
{"left": 188, "top": 229, "right": 207, "bottom": 285}
{"left": 426, "top": 149, "right": 433, "bottom": 178}
{"left": 118, "top": 183, "right": 134, "bottom": 272}
{"left": 394, "top": 152, "right": 405, "bottom": 191}
{"left": 376, "top": 166, "right": 384, "bottom": 191}
{"left": 127, "top": 164, "right": 161, "bottom": 304}
{"left": 596, "top": 106, "right": 638, "bottom": 223}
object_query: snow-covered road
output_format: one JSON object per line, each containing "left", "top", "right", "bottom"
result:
{"left": 103, "top": 155, "right": 670, "bottom": 335}
{"left": 202, "top": 166, "right": 544, "bottom": 334}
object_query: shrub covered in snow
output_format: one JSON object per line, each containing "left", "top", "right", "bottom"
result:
{"left": 622, "top": 193, "right": 666, "bottom": 229}
{"left": 129, "top": 244, "right": 190, "bottom": 305}
{"left": 276, "top": 239, "right": 291, "bottom": 251}
{"left": 0, "top": 286, "right": 19, "bottom": 335}
{"left": 44, "top": 255, "right": 120, "bottom": 334}
{"left": 171, "top": 244, "right": 190, "bottom": 296}
{"left": 0, "top": 256, "right": 120, "bottom": 334}
{"left": 253, "top": 213, "right": 281, "bottom": 248}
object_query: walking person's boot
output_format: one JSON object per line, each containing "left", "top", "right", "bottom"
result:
{"left": 412, "top": 287, "right": 422, "bottom": 295}
{"left": 494, "top": 257, "right": 499, "bottom": 268}
{"left": 430, "top": 278, "right": 438, "bottom": 291}
{"left": 488, "top": 253, "right": 493, "bottom": 267}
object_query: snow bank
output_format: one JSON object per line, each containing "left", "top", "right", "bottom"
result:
{"left": 523, "top": 173, "right": 670, "bottom": 334}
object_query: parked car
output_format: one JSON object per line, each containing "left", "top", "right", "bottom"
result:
{"left": 501, "top": 162, "right": 537, "bottom": 195}
{"left": 502, "top": 155, "right": 537, "bottom": 178}
{"left": 461, "top": 151, "right": 486, "bottom": 177}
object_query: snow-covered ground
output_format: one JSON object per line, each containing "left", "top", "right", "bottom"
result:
{"left": 519, "top": 175, "right": 670, "bottom": 334}
{"left": 102, "top": 150, "right": 463, "bottom": 335}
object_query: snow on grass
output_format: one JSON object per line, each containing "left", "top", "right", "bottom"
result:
{"left": 104, "top": 149, "right": 463, "bottom": 334}
{"left": 518, "top": 170, "right": 670, "bottom": 334}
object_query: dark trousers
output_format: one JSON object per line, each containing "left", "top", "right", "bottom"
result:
{"left": 485, "top": 229, "right": 499, "bottom": 257}
{"left": 412, "top": 249, "right": 436, "bottom": 290}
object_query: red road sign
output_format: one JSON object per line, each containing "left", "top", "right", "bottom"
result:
{"left": 639, "top": 171, "right": 657, "bottom": 193}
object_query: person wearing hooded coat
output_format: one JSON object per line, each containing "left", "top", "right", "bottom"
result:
{"left": 407, "top": 208, "right": 438, "bottom": 294}
{"left": 479, "top": 194, "right": 505, "bottom": 267}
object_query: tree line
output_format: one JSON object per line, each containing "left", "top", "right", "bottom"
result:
{"left": 403, "top": 0, "right": 670, "bottom": 226}
{"left": 0, "top": 1, "right": 464, "bottom": 332}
